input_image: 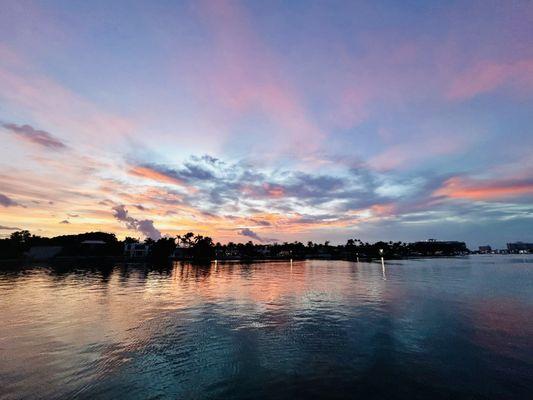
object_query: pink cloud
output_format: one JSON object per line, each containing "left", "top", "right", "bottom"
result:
{"left": 184, "top": 0, "right": 323, "bottom": 155}
{"left": 128, "top": 165, "right": 186, "bottom": 186}
{"left": 447, "top": 59, "right": 533, "bottom": 100}
{"left": 0, "top": 46, "right": 134, "bottom": 148}
{"left": 368, "top": 134, "right": 468, "bottom": 171}
{"left": 434, "top": 176, "right": 533, "bottom": 200}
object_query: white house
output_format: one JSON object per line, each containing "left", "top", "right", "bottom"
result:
{"left": 124, "top": 243, "right": 151, "bottom": 258}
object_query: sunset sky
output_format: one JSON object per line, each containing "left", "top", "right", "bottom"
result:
{"left": 1, "top": 0, "right": 532, "bottom": 247}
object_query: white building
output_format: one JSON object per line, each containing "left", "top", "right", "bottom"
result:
{"left": 124, "top": 243, "right": 150, "bottom": 258}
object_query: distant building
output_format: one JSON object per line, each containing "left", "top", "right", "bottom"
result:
{"left": 479, "top": 245, "right": 492, "bottom": 254}
{"left": 412, "top": 240, "right": 468, "bottom": 255}
{"left": 124, "top": 243, "right": 151, "bottom": 258}
{"left": 506, "top": 242, "right": 533, "bottom": 254}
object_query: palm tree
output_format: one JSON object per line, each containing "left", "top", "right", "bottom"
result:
{"left": 184, "top": 232, "right": 195, "bottom": 247}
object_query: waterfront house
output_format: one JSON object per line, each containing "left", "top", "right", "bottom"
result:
{"left": 124, "top": 243, "right": 151, "bottom": 258}
{"left": 506, "top": 242, "right": 533, "bottom": 254}
{"left": 479, "top": 245, "right": 492, "bottom": 254}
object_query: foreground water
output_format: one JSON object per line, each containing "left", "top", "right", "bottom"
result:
{"left": 0, "top": 256, "right": 532, "bottom": 399}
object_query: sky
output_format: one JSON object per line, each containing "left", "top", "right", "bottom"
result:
{"left": 0, "top": 0, "right": 532, "bottom": 248}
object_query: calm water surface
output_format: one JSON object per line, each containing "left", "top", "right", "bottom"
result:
{"left": 1, "top": 256, "right": 532, "bottom": 399}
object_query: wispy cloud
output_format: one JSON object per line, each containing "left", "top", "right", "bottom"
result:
{"left": 0, "top": 225, "right": 20, "bottom": 230}
{"left": 2, "top": 123, "right": 67, "bottom": 150}
{"left": 187, "top": 0, "right": 324, "bottom": 155}
{"left": 447, "top": 59, "right": 533, "bottom": 100}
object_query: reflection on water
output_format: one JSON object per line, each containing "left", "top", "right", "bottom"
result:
{"left": 0, "top": 256, "right": 532, "bottom": 399}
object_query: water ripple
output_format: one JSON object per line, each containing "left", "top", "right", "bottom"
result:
{"left": 0, "top": 256, "right": 532, "bottom": 399}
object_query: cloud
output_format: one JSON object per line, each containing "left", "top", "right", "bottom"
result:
{"left": 250, "top": 218, "right": 271, "bottom": 226}
{"left": 129, "top": 165, "right": 186, "bottom": 186}
{"left": 239, "top": 228, "right": 277, "bottom": 243}
{"left": 129, "top": 159, "right": 216, "bottom": 188}
{"left": 0, "top": 225, "right": 20, "bottom": 230}
{"left": 186, "top": 0, "right": 324, "bottom": 155}
{"left": 128, "top": 155, "right": 393, "bottom": 225}
{"left": 0, "top": 47, "right": 134, "bottom": 148}
{"left": 434, "top": 177, "right": 533, "bottom": 201}
{"left": 2, "top": 123, "right": 67, "bottom": 150}
{"left": 135, "top": 220, "right": 162, "bottom": 240}
{"left": 59, "top": 220, "right": 70, "bottom": 224}
{"left": 447, "top": 59, "right": 533, "bottom": 100}
{"left": 0, "top": 193, "right": 20, "bottom": 207}
{"left": 180, "top": 161, "right": 215, "bottom": 181}
{"left": 113, "top": 205, "right": 129, "bottom": 220}
{"left": 112, "top": 205, "right": 161, "bottom": 239}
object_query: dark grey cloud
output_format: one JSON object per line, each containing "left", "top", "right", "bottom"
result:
{"left": 0, "top": 225, "right": 21, "bottom": 230}
{"left": 59, "top": 220, "right": 70, "bottom": 224}
{"left": 135, "top": 220, "right": 162, "bottom": 240}
{"left": 239, "top": 228, "right": 277, "bottom": 243}
{"left": 0, "top": 193, "right": 20, "bottom": 207}
{"left": 112, "top": 205, "right": 161, "bottom": 239}
{"left": 287, "top": 173, "right": 345, "bottom": 196}
{"left": 180, "top": 162, "right": 215, "bottom": 180}
{"left": 113, "top": 205, "right": 128, "bottom": 220}
{"left": 239, "top": 228, "right": 262, "bottom": 241}
{"left": 2, "top": 123, "right": 67, "bottom": 150}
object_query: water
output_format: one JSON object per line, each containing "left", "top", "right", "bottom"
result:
{"left": 0, "top": 256, "right": 532, "bottom": 399}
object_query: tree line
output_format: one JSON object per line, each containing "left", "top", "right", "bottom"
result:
{"left": 0, "top": 230, "right": 469, "bottom": 261}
